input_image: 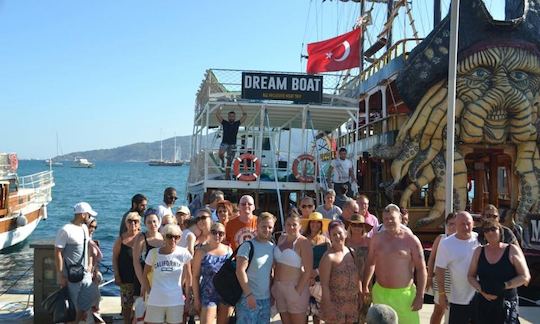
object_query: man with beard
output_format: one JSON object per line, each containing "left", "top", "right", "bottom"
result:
{"left": 119, "top": 193, "right": 147, "bottom": 236}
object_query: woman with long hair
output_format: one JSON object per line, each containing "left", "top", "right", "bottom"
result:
{"left": 132, "top": 209, "right": 164, "bottom": 298}
{"left": 320, "top": 220, "right": 362, "bottom": 324}
{"left": 87, "top": 216, "right": 105, "bottom": 323}
{"left": 301, "top": 212, "right": 330, "bottom": 324}
{"left": 272, "top": 213, "right": 313, "bottom": 324}
{"left": 468, "top": 218, "right": 530, "bottom": 323}
{"left": 141, "top": 224, "right": 193, "bottom": 324}
{"left": 427, "top": 213, "right": 457, "bottom": 324}
{"left": 192, "top": 223, "right": 233, "bottom": 324}
{"left": 112, "top": 212, "right": 141, "bottom": 324}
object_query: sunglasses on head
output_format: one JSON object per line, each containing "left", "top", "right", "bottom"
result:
{"left": 166, "top": 234, "right": 181, "bottom": 240}
{"left": 301, "top": 204, "right": 314, "bottom": 208}
{"left": 483, "top": 226, "right": 499, "bottom": 232}
{"left": 211, "top": 230, "right": 226, "bottom": 237}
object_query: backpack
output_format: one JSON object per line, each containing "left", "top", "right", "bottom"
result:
{"left": 213, "top": 240, "right": 254, "bottom": 306}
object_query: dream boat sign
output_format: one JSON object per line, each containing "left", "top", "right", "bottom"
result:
{"left": 241, "top": 72, "right": 323, "bottom": 104}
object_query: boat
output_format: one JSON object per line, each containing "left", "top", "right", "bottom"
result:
{"left": 0, "top": 153, "right": 54, "bottom": 250}
{"left": 149, "top": 135, "right": 184, "bottom": 166}
{"left": 45, "top": 133, "right": 64, "bottom": 167}
{"left": 186, "top": 0, "right": 540, "bottom": 293}
{"left": 72, "top": 157, "right": 95, "bottom": 168}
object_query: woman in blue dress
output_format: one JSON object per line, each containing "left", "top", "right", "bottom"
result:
{"left": 192, "top": 222, "right": 233, "bottom": 324}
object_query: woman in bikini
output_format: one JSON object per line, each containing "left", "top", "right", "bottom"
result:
{"left": 271, "top": 213, "right": 313, "bottom": 324}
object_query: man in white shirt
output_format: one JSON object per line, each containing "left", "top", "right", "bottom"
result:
{"left": 55, "top": 202, "right": 99, "bottom": 323}
{"left": 156, "top": 187, "right": 177, "bottom": 221}
{"left": 327, "top": 147, "right": 356, "bottom": 197}
{"left": 435, "top": 211, "right": 479, "bottom": 324}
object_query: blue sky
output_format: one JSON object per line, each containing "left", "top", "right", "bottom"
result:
{"left": 0, "top": 0, "right": 503, "bottom": 159}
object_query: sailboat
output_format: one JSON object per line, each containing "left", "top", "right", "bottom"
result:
{"left": 45, "top": 133, "right": 64, "bottom": 167}
{"left": 148, "top": 136, "right": 184, "bottom": 166}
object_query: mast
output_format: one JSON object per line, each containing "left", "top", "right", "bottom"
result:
{"left": 360, "top": 0, "right": 366, "bottom": 73}
{"left": 445, "top": 0, "right": 460, "bottom": 218}
{"left": 386, "top": 0, "right": 394, "bottom": 52}
{"left": 434, "top": 0, "right": 441, "bottom": 27}
{"left": 174, "top": 135, "right": 177, "bottom": 162}
{"left": 160, "top": 131, "right": 163, "bottom": 162}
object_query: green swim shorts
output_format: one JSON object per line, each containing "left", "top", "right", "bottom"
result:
{"left": 372, "top": 282, "right": 420, "bottom": 324}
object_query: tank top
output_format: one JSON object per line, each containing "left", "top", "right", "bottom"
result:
{"left": 477, "top": 245, "right": 517, "bottom": 299}
{"left": 140, "top": 232, "right": 160, "bottom": 265}
{"left": 118, "top": 243, "right": 136, "bottom": 283}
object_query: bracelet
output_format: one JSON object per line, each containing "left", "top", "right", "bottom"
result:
{"left": 245, "top": 292, "right": 253, "bottom": 298}
{"left": 438, "top": 292, "right": 446, "bottom": 296}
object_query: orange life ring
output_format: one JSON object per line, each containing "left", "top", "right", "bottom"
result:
{"left": 8, "top": 154, "right": 18, "bottom": 171}
{"left": 292, "top": 154, "right": 317, "bottom": 183}
{"left": 233, "top": 153, "right": 261, "bottom": 181}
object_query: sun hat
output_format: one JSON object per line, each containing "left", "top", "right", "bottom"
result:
{"left": 300, "top": 212, "right": 331, "bottom": 234}
{"left": 74, "top": 202, "right": 97, "bottom": 216}
{"left": 349, "top": 213, "right": 373, "bottom": 231}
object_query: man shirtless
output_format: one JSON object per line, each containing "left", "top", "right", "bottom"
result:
{"left": 363, "top": 204, "right": 426, "bottom": 324}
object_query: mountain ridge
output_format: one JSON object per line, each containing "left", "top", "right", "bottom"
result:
{"left": 54, "top": 136, "right": 192, "bottom": 162}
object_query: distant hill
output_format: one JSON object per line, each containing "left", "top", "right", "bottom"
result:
{"left": 55, "top": 136, "right": 192, "bottom": 162}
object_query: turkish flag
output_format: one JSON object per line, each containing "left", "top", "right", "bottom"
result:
{"left": 306, "top": 28, "right": 362, "bottom": 74}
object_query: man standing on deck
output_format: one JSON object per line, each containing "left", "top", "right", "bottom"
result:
{"left": 119, "top": 193, "right": 147, "bottom": 236}
{"left": 327, "top": 147, "right": 356, "bottom": 197}
{"left": 363, "top": 204, "right": 427, "bottom": 324}
{"left": 216, "top": 105, "right": 247, "bottom": 179}
{"left": 156, "top": 187, "right": 177, "bottom": 222}
{"left": 55, "top": 202, "right": 99, "bottom": 324}
{"left": 435, "top": 211, "right": 479, "bottom": 323}
{"left": 225, "top": 195, "right": 258, "bottom": 250}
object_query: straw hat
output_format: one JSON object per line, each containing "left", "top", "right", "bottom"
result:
{"left": 349, "top": 213, "right": 373, "bottom": 232}
{"left": 300, "top": 212, "right": 331, "bottom": 234}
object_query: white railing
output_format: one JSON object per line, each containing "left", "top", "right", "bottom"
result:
{"left": 18, "top": 171, "right": 54, "bottom": 204}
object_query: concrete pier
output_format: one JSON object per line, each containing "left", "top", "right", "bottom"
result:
{"left": 0, "top": 293, "right": 538, "bottom": 323}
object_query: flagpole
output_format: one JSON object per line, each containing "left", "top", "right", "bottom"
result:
{"left": 445, "top": 0, "right": 460, "bottom": 218}
{"left": 360, "top": 0, "right": 365, "bottom": 73}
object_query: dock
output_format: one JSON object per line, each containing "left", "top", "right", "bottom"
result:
{"left": 1, "top": 293, "right": 538, "bottom": 323}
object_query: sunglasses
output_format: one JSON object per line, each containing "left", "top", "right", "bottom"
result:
{"left": 484, "top": 213, "right": 498, "bottom": 218}
{"left": 166, "top": 234, "right": 181, "bottom": 240}
{"left": 89, "top": 225, "right": 97, "bottom": 230}
{"left": 483, "top": 226, "right": 499, "bottom": 232}
{"left": 301, "top": 204, "right": 314, "bottom": 208}
{"left": 350, "top": 223, "right": 366, "bottom": 228}
{"left": 240, "top": 202, "right": 253, "bottom": 206}
{"left": 127, "top": 219, "right": 140, "bottom": 224}
{"left": 211, "top": 230, "right": 226, "bottom": 237}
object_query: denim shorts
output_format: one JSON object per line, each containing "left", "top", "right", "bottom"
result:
{"left": 235, "top": 296, "right": 271, "bottom": 324}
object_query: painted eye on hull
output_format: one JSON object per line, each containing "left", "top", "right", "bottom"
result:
{"left": 510, "top": 70, "right": 528, "bottom": 82}
{"left": 469, "top": 67, "right": 491, "bottom": 80}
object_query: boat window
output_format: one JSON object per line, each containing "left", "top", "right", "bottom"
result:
{"left": 8, "top": 179, "right": 17, "bottom": 193}
{"left": 498, "top": 166, "right": 510, "bottom": 201}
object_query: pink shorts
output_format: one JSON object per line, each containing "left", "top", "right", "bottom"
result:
{"left": 271, "top": 280, "right": 309, "bottom": 314}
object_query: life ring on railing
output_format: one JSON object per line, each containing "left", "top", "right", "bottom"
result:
{"left": 292, "top": 154, "right": 317, "bottom": 183}
{"left": 8, "top": 154, "right": 18, "bottom": 171}
{"left": 233, "top": 153, "right": 261, "bottom": 182}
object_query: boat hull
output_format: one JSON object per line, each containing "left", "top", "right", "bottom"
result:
{"left": 0, "top": 205, "right": 44, "bottom": 250}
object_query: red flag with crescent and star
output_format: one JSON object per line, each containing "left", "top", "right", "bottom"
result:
{"left": 306, "top": 28, "right": 362, "bottom": 74}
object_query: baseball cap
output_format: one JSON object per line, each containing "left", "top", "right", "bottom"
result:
{"left": 74, "top": 202, "right": 97, "bottom": 216}
{"left": 176, "top": 206, "right": 190, "bottom": 215}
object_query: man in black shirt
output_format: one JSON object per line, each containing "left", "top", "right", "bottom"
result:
{"left": 216, "top": 105, "right": 247, "bottom": 178}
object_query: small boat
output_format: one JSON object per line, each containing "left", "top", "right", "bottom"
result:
{"left": 72, "top": 157, "right": 95, "bottom": 168}
{"left": 0, "top": 153, "right": 54, "bottom": 250}
{"left": 44, "top": 159, "right": 63, "bottom": 167}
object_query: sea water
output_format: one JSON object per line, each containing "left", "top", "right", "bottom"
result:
{"left": 0, "top": 160, "right": 188, "bottom": 296}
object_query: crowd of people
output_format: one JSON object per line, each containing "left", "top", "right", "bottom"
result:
{"left": 54, "top": 186, "right": 531, "bottom": 324}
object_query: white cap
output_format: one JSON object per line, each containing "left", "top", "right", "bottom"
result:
{"left": 74, "top": 202, "right": 97, "bottom": 216}
{"left": 176, "top": 206, "right": 190, "bottom": 215}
